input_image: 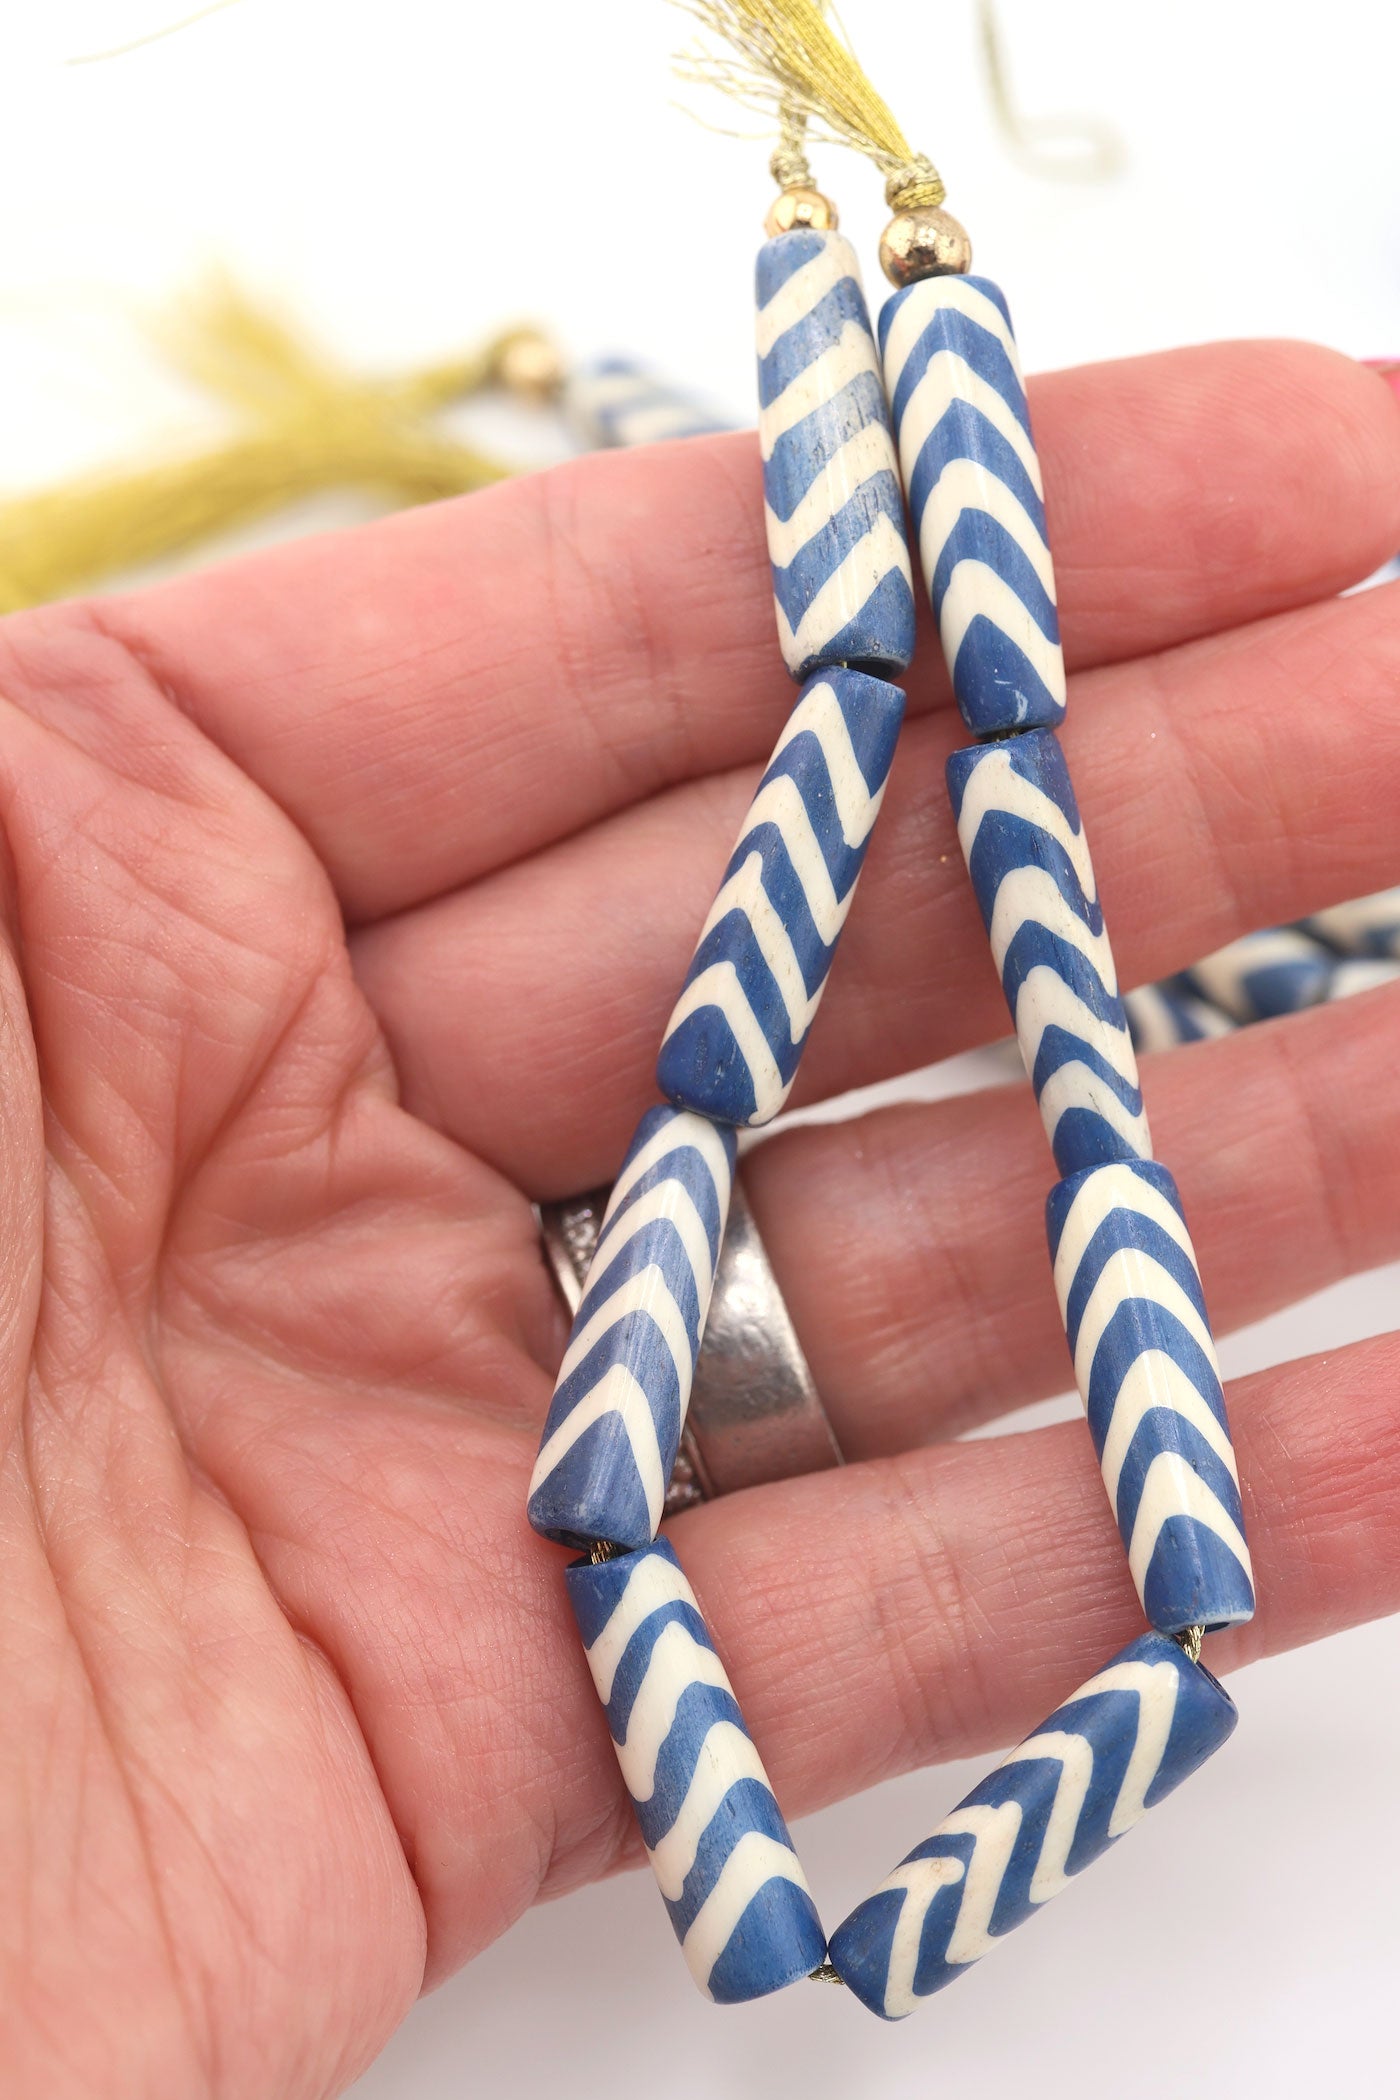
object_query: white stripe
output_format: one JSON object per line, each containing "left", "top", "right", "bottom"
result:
{"left": 770, "top": 679, "right": 890, "bottom": 847}
{"left": 617, "top": 1618, "right": 732, "bottom": 1806}
{"left": 759, "top": 322, "right": 883, "bottom": 456}
{"left": 580, "top": 1180, "right": 718, "bottom": 1320}
{"left": 681, "top": 1832, "right": 811, "bottom": 1997}
{"left": 647, "top": 1720, "right": 772, "bottom": 1900}
{"left": 984, "top": 859, "right": 1115, "bottom": 982}
{"left": 938, "top": 1800, "right": 1026, "bottom": 1966}
{"left": 879, "top": 1852, "right": 968, "bottom": 2018}
{"left": 1073, "top": 1657, "right": 1181, "bottom": 1835}
{"left": 1036, "top": 1059, "right": 1151, "bottom": 1161}
{"left": 555, "top": 1260, "right": 699, "bottom": 1394}
{"left": 693, "top": 849, "right": 820, "bottom": 1044}
{"left": 605, "top": 1113, "right": 733, "bottom": 1224}
{"left": 773, "top": 511, "right": 912, "bottom": 672}
{"left": 1126, "top": 1451, "right": 1253, "bottom": 1603}
{"left": 528, "top": 1360, "right": 668, "bottom": 1535}
{"left": 953, "top": 747, "right": 1096, "bottom": 904}
{"left": 1050, "top": 1167, "right": 1195, "bottom": 1309}
{"left": 1122, "top": 984, "right": 1234, "bottom": 1053}
{"left": 581, "top": 1550, "right": 690, "bottom": 1706}
{"left": 663, "top": 960, "right": 790, "bottom": 1123}
{"left": 1097, "top": 1348, "right": 1239, "bottom": 1508}
{"left": 762, "top": 418, "right": 900, "bottom": 555}
{"left": 1009, "top": 967, "right": 1141, "bottom": 1096}
{"left": 936, "top": 559, "right": 1067, "bottom": 712}
{"left": 1005, "top": 1728, "right": 1094, "bottom": 1901}
{"left": 881, "top": 275, "right": 1023, "bottom": 396}
{"left": 916, "top": 453, "right": 1056, "bottom": 602}
{"left": 1189, "top": 929, "right": 1330, "bottom": 1022}
{"left": 893, "top": 345, "right": 1043, "bottom": 499}
{"left": 755, "top": 233, "right": 861, "bottom": 357}
{"left": 1070, "top": 1245, "right": 1217, "bottom": 1401}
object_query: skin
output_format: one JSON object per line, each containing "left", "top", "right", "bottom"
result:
{"left": 0, "top": 339, "right": 1397, "bottom": 2095}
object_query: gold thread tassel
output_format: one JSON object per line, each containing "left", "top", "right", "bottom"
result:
{"left": 0, "top": 286, "right": 545, "bottom": 611}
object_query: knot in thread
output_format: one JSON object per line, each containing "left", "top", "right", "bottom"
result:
{"left": 884, "top": 154, "right": 946, "bottom": 212}
{"left": 769, "top": 138, "right": 813, "bottom": 189}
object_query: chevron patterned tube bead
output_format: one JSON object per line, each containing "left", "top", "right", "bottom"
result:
{"left": 757, "top": 229, "right": 917, "bottom": 680}
{"left": 563, "top": 357, "right": 732, "bottom": 449}
{"left": 947, "top": 727, "right": 1151, "bottom": 1176}
{"left": 567, "top": 1539, "right": 827, "bottom": 2001}
{"left": 879, "top": 273, "right": 1066, "bottom": 737}
{"left": 829, "top": 1631, "right": 1236, "bottom": 2018}
{"left": 527, "top": 1108, "right": 737, "bottom": 1550}
{"left": 1124, "top": 979, "right": 1236, "bottom": 1053}
{"left": 1178, "top": 928, "right": 1336, "bottom": 1023}
{"left": 1300, "top": 884, "right": 1400, "bottom": 959}
{"left": 1046, "top": 1157, "right": 1256, "bottom": 1633}
{"left": 657, "top": 667, "right": 906, "bottom": 1126}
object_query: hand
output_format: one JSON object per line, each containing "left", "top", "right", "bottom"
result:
{"left": 1, "top": 340, "right": 1397, "bottom": 2097}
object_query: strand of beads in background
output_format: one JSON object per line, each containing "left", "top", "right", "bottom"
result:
{"left": 526, "top": 159, "right": 923, "bottom": 1998}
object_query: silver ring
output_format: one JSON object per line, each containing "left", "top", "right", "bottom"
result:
{"left": 538, "top": 1176, "right": 842, "bottom": 1513}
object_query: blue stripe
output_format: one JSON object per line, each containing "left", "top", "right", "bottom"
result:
{"left": 769, "top": 471, "right": 909, "bottom": 630}
{"left": 886, "top": 303, "right": 1031, "bottom": 441}
{"left": 764, "top": 368, "right": 894, "bottom": 518}
{"left": 930, "top": 508, "right": 1059, "bottom": 642}
{"left": 758, "top": 275, "right": 871, "bottom": 408}
{"left": 905, "top": 398, "right": 1047, "bottom": 544}
{"left": 603, "top": 1599, "right": 713, "bottom": 1743}
{"left": 1060, "top": 1203, "right": 1204, "bottom": 1350}
{"left": 1083, "top": 1300, "right": 1226, "bottom": 1453}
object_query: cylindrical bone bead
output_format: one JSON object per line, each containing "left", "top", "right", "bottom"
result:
{"left": 1180, "top": 928, "right": 1335, "bottom": 1023}
{"left": 1124, "top": 979, "right": 1235, "bottom": 1054}
{"left": 757, "top": 229, "right": 916, "bottom": 680}
{"left": 1046, "top": 1157, "right": 1255, "bottom": 1632}
{"left": 946, "top": 727, "right": 1150, "bottom": 1175}
{"left": 1300, "top": 884, "right": 1400, "bottom": 960}
{"left": 563, "top": 357, "right": 733, "bottom": 449}
{"left": 657, "top": 666, "right": 906, "bottom": 1125}
{"left": 527, "top": 1108, "right": 737, "bottom": 1549}
{"left": 829, "top": 1631, "right": 1236, "bottom": 2018}
{"left": 567, "top": 1539, "right": 826, "bottom": 2001}
{"left": 879, "top": 274, "right": 1065, "bottom": 736}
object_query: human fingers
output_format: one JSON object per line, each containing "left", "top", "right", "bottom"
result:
{"left": 352, "top": 576, "right": 1400, "bottom": 1192}
{"left": 93, "top": 343, "right": 1400, "bottom": 922}
{"left": 741, "top": 978, "right": 1400, "bottom": 1456}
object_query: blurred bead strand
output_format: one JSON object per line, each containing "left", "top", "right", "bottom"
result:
{"left": 675, "top": 0, "right": 1251, "bottom": 2020}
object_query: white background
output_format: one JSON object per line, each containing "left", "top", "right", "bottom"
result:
{"left": 2, "top": 4, "right": 1398, "bottom": 2096}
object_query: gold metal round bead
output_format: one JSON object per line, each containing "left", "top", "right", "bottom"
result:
{"left": 878, "top": 205, "right": 973, "bottom": 288}
{"left": 764, "top": 186, "right": 840, "bottom": 238}
{"left": 493, "top": 328, "right": 565, "bottom": 403}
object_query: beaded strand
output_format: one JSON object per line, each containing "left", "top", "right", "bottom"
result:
{"left": 526, "top": 15, "right": 1252, "bottom": 2015}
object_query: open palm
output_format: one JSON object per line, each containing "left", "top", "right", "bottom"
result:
{"left": 3, "top": 340, "right": 1399, "bottom": 2097}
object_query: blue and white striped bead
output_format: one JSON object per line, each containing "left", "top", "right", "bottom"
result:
{"left": 563, "top": 357, "right": 732, "bottom": 449}
{"left": 1301, "top": 885, "right": 1400, "bottom": 960}
{"left": 1046, "top": 1158, "right": 1255, "bottom": 1633}
{"left": 657, "top": 667, "right": 905, "bottom": 1126}
{"left": 829, "top": 1632, "right": 1237, "bottom": 2018}
{"left": 1124, "top": 978, "right": 1236, "bottom": 1054}
{"left": 527, "top": 1108, "right": 737, "bottom": 1549}
{"left": 567, "top": 1539, "right": 826, "bottom": 2001}
{"left": 879, "top": 274, "right": 1065, "bottom": 736}
{"left": 1178, "top": 928, "right": 1336, "bottom": 1024}
{"left": 947, "top": 728, "right": 1150, "bottom": 1176}
{"left": 757, "top": 229, "right": 916, "bottom": 680}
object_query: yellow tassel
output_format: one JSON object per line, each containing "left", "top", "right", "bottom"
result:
{"left": 675, "top": 0, "right": 945, "bottom": 207}
{"left": 0, "top": 285, "right": 540, "bottom": 612}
